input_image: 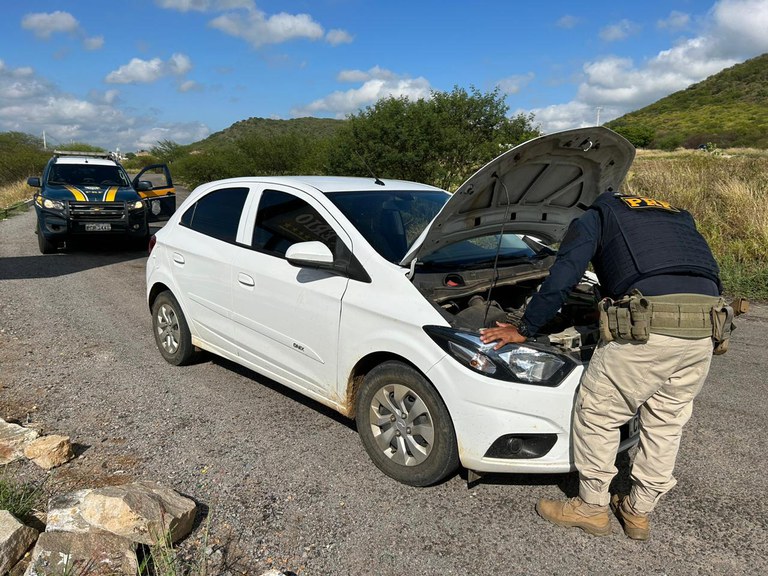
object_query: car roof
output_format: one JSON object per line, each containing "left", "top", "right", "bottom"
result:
{"left": 201, "top": 175, "right": 446, "bottom": 194}
{"left": 53, "top": 156, "right": 119, "bottom": 166}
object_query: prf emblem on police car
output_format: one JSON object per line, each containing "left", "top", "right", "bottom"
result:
{"left": 617, "top": 194, "right": 680, "bottom": 212}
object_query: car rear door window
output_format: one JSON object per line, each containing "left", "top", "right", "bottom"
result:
{"left": 180, "top": 187, "right": 249, "bottom": 243}
{"left": 252, "top": 189, "right": 339, "bottom": 257}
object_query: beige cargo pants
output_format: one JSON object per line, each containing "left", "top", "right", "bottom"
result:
{"left": 573, "top": 333, "right": 713, "bottom": 514}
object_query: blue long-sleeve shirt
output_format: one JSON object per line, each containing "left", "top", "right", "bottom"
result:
{"left": 521, "top": 211, "right": 600, "bottom": 334}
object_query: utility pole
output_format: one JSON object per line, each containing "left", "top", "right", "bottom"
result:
{"left": 595, "top": 107, "right": 603, "bottom": 126}
{"left": 42, "top": 130, "right": 47, "bottom": 149}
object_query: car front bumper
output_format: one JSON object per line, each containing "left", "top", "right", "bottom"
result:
{"left": 426, "top": 355, "right": 639, "bottom": 474}
{"left": 37, "top": 206, "right": 148, "bottom": 239}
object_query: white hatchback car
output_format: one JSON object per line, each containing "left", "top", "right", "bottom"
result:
{"left": 146, "top": 127, "right": 639, "bottom": 486}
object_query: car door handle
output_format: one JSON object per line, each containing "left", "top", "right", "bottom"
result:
{"left": 172, "top": 252, "right": 185, "bottom": 265}
{"left": 238, "top": 273, "right": 255, "bottom": 287}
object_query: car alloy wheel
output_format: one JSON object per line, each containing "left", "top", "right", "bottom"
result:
{"left": 151, "top": 291, "right": 194, "bottom": 366}
{"left": 356, "top": 361, "right": 459, "bottom": 486}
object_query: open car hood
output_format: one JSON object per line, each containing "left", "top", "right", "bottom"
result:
{"left": 400, "top": 127, "right": 635, "bottom": 266}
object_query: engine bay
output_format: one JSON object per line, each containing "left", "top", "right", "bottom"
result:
{"left": 411, "top": 262, "right": 601, "bottom": 356}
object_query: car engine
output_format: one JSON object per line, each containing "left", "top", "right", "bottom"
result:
{"left": 412, "top": 264, "right": 601, "bottom": 356}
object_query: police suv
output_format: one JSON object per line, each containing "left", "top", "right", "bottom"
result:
{"left": 28, "top": 150, "right": 175, "bottom": 253}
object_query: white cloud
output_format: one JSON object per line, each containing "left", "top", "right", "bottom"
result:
{"left": 134, "top": 123, "right": 210, "bottom": 150}
{"left": 710, "top": 0, "right": 768, "bottom": 56}
{"left": 497, "top": 73, "right": 535, "bottom": 95}
{"left": 21, "top": 11, "right": 79, "bottom": 38}
{"left": 326, "top": 29, "right": 353, "bottom": 45}
{"left": 106, "top": 53, "right": 193, "bottom": 84}
{"left": 210, "top": 9, "right": 327, "bottom": 46}
{"left": 293, "top": 68, "right": 432, "bottom": 118}
{"left": 22, "top": 11, "right": 105, "bottom": 52}
{"left": 0, "top": 60, "right": 209, "bottom": 151}
{"left": 530, "top": 0, "right": 768, "bottom": 133}
{"left": 337, "top": 66, "right": 396, "bottom": 83}
{"left": 168, "top": 53, "right": 193, "bottom": 75}
{"left": 106, "top": 58, "right": 165, "bottom": 84}
{"left": 337, "top": 69, "right": 370, "bottom": 83}
{"left": 83, "top": 36, "right": 104, "bottom": 50}
{"left": 159, "top": 1, "right": 352, "bottom": 47}
{"left": 178, "top": 80, "right": 201, "bottom": 92}
{"left": 599, "top": 19, "right": 640, "bottom": 42}
{"left": 657, "top": 11, "right": 690, "bottom": 30}
{"left": 519, "top": 102, "right": 599, "bottom": 133}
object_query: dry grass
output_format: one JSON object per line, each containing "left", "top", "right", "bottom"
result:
{"left": 626, "top": 149, "right": 768, "bottom": 299}
{"left": 0, "top": 179, "right": 33, "bottom": 210}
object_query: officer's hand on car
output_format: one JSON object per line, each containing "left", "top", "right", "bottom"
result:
{"left": 480, "top": 322, "right": 526, "bottom": 349}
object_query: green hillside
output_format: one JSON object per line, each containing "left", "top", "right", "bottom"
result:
{"left": 193, "top": 116, "right": 344, "bottom": 149}
{"left": 607, "top": 53, "right": 768, "bottom": 149}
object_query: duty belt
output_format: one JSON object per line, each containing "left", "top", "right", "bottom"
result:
{"left": 599, "top": 291, "right": 746, "bottom": 353}
{"left": 644, "top": 293, "right": 722, "bottom": 339}
{"left": 599, "top": 291, "right": 724, "bottom": 342}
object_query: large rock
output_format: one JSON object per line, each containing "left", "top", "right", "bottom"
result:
{"left": 46, "top": 481, "right": 197, "bottom": 545}
{"left": 23, "top": 531, "right": 137, "bottom": 576}
{"left": 0, "top": 420, "right": 39, "bottom": 464}
{"left": 0, "top": 511, "right": 38, "bottom": 575}
{"left": 23, "top": 435, "right": 74, "bottom": 469}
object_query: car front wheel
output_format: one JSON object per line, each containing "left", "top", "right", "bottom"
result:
{"left": 36, "top": 220, "right": 57, "bottom": 254}
{"left": 151, "top": 291, "right": 194, "bottom": 366}
{"left": 355, "top": 361, "right": 459, "bottom": 486}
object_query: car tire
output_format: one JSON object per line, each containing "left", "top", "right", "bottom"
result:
{"left": 151, "top": 291, "right": 194, "bottom": 366}
{"left": 355, "top": 361, "right": 459, "bottom": 486}
{"left": 36, "top": 221, "right": 57, "bottom": 254}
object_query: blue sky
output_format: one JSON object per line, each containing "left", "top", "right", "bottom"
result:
{"left": 1, "top": 0, "right": 767, "bottom": 152}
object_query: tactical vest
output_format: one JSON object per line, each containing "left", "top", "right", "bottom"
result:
{"left": 589, "top": 193, "right": 721, "bottom": 298}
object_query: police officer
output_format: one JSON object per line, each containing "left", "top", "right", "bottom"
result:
{"left": 481, "top": 191, "right": 722, "bottom": 540}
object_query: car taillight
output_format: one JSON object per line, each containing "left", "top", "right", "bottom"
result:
{"left": 148, "top": 234, "right": 157, "bottom": 255}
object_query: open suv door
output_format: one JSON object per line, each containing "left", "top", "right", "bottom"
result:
{"left": 133, "top": 164, "right": 176, "bottom": 223}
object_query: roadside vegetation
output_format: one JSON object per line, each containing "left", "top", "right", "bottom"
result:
{"left": 1, "top": 84, "right": 766, "bottom": 299}
{"left": 0, "top": 465, "right": 46, "bottom": 521}
{"left": 626, "top": 148, "right": 768, "bottom": 299}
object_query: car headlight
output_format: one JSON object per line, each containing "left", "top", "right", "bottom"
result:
{"left": 42, "top": 197, "right": 66, "bottom": 211}
{"left": 129, "top": 200, "right": 144, "bottom": 210}
{"left": 424, "top": 325, "right": 575, "bottom": 387}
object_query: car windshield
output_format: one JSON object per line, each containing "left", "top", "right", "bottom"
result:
{"left": 48, "top": 164, "right": 131, "bottom": 187}
{"left": 327, "top": 190, "right": 448, "bottom": 263}
{"left": 418, "top": 233, "right": 542, "bottom": 270}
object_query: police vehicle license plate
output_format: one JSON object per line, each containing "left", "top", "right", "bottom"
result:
{"left": 628, "top": 413, "right": 640, "bottom": 437}
{"left": 85, "top": 223, "right": 111, "bottom": 231}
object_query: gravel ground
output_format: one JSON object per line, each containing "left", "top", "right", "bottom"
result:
{"left": 1, "top": 201, "right": 767, "bottom": 575}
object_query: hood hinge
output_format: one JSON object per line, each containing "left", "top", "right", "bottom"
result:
{"left": 406, "top": 257, "right": 418, "bottom": 280}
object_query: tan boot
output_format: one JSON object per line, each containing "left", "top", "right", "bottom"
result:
{"left": 611, "top": 494, "right": 650, "bottom": 541}
{"left": 535, "top": 497, "right": 611, "bottom": 536}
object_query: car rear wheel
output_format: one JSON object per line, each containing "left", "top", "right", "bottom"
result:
{"left": 36, "top": 221, "right": 57, "bottom": 254}
{"left": 355, "top": 361, "right": 459, "bottom": 486}
{"left": 151, "top": 291, "right": 194, "bottom": 366}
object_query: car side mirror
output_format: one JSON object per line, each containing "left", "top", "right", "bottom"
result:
{"left": 285, "top": 241, "right": 334, "bottom": 269}
{"left": 136, "top": 180, "right": 153, "bottom": 191}
{"left": 27, "top": 177, "right": 41, "bottom": 188}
